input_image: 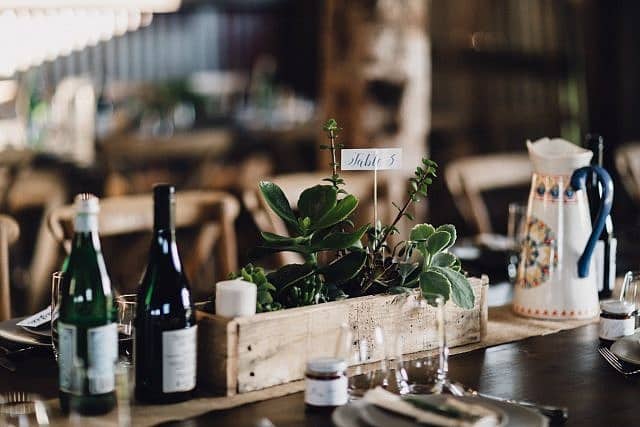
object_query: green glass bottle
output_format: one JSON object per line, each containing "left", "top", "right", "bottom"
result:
{"left": 58, "top": 194, "right": 117, "bottom": 415}
{"left": 135, "top": 184, "right": 197, "bottom": 404}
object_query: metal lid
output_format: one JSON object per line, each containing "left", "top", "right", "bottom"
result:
{"left": 74, "top": 193, "right": 99, "bottom": 214}
{"left": 306, "top": 357, "right": 346, "bottom": 374}
{"left": 601, "top": 300, "right": 636, "bottom": 315}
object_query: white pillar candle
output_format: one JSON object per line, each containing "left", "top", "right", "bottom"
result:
{"left": 215, "top": 279, "right": 257, "bottom": 318}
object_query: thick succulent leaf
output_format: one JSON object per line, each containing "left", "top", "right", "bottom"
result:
{"left": 410, "top": 224, "right": 436, "bottom": 241}
{"left": 320, "top": 251, "right": 367, "bottom": 285}
{"left": 431, "top": 252, "right": 457, "bottom": 268}
{"left": 311, "top": 225, "right": 368, "bottom": 251}
{"left": 431, "top": 266, "right": 474, "bottom": 310}
{"left": 313, "top": 195, "right": 358, "bottom": 230}
{"left": 419, "top": 270, "right": 451, "bottom": 302}
{"left": 250, "top": 244, "right": 311, "bottom": 260}
{"left": 435, "top": 224, "right": 457, "bottom": 249}
{"left": 259, "top": 181, "right": 299, "bottom": 232}
{"left": 260, "top": 231, "right": 297, "bottom": 245}
{"left": 389, "top": 286, "right": 412, "bottom": 295}
{"left": 410, "top": 224, "right": 435, "bottom": 256}
{"left": 267, "top": 264, "right": 315, "bottom": 293}
{"left": 398, "top": 262, "right": 419, "bottom": 279}
{"left": 298, "top": 185, "right": 337, "bottom": 222}
{"left": 426, "top": 231, "right": 451, "bottom": 255}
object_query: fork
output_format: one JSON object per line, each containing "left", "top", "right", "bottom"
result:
{"left": 598, "top": 346, "right": 640, "bottom": 375}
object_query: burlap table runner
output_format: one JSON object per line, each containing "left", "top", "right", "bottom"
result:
{"left": 47, "top": 304, "right": 598, "bottom": 426}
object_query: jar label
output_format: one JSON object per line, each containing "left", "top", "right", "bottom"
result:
{"left": 162, "top": 326, "right": 197, "bottom": 393}
{"left": 599, "top": 316, "right": 635, "bottom": 340}
{"left": 305, "top": 376, "right": 348, "bottom": 406}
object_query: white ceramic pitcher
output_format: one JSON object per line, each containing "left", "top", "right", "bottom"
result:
{"left": 512, "top": 138, "right": 613, "bottom": 320}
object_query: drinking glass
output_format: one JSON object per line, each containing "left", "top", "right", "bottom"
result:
{"left": 620, "top": 271, "right": 640, "bottom": 307}
{"left": 402, "top": 293, "right": 447, "bottom": 395}
{"left": 116, "top": 294, "right": 136, "bottom": 365}
{"left": 50, "top": 271, "right": 63, "bottom": 360}
{"left": 507, "top": 202, "right": 528, "bottom": 283}
{"left": 0, "top": 392, "right": 50, "bottom": 426}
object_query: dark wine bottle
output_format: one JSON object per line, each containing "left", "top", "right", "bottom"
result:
{"left": 58, "top": 194, "right": 117, "bottom": 415}
{"left": 585, "top": 134, "right": 617, "bottom": 299}
{"left": 135, "top": 184, "right": 197, "bottom": 404}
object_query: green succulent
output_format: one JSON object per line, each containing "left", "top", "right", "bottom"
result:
{"left": 229, "top": 264, "right": 282, "bottom": 312}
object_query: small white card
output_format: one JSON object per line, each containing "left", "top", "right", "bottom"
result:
{"left": 340, "top": 148, "right": 402, "bottom": 170}
{"left": 16, "top": 306, "right": 52, "bottom": 328}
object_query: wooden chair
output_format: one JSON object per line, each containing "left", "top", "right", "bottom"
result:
{"left": 242, "top": 171, "right": 393, "bottom": 265}
{"left": 445, "top": 153, "right": 532, "bottom": 234}
{"left": 47, "top": 190, "right": 240, "bottom": 295}
{"left": 0, "top": 215, "right": 20, "bottom": 321}
{"left": 616, "top": 142, "right": 640, "bottom": 206}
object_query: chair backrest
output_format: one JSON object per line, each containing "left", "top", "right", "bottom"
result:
{"left": 0, "top": 215, "right": 19, "bottom": 320}
{"left": 242, "top": 171, "right": 392, "bottom": 266}
{"left": 616, "top": 142, "right": 640, "bottom": 206}
{"left": 47, "top": 190, "right": 240, "bottom": 293}
{"left": 445, "top": 153, "right": 532, "bottom": 234}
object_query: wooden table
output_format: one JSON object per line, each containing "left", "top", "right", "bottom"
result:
{"left": 1, "top": 323, "right": 636, "bottom": 426}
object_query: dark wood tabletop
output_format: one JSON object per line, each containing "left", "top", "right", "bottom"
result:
{"left": 1, "top": 322, "right": 636, "bottom": 426}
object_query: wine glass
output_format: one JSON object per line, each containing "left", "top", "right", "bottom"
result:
{"left": 115, "top": 294, "right": 136, "bottom": 365}
{"left": 50, "top": 271, "right": 63, "bottom": 360}
{"left": 507, "top": 202, "right": 528, "bottom": 283}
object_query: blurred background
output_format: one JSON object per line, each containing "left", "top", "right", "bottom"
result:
{"left": 0, "top": 0, "right": 638, "bottom": 316}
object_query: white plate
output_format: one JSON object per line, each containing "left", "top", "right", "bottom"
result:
{"left": 333, "top": 395, "right": 547, "bottom": 427}
{"left": 0, "top": 317, "right": 51, "bottom": 347}
{"left": 611, "top": 332, "right": 640, "bottom": 365}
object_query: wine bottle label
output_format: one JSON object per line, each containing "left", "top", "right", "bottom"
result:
{"left": 609, "top": 238, "right": 617, "bottom": 290}
{"left": 58, "top": 322, "right": 78, "bottom": 394}
{"left": 594, "top": 241, "right": 605, "bottom": 292}
{"left": 87, "top": 323, "right": 118, "bottom": 395}
{"left": 162, "top": 326, "right": 197, "bottom": 393}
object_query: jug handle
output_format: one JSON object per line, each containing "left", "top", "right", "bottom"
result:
{"left": 570, "top": 166, "right": 614, "bottom": 278}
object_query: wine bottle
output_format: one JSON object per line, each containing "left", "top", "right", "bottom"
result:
{"left": 585, "top": 134, "right": 617, "bottom": 299}
{"left": 135, "top": 184, "right": 197, "bottom": 404}
{"left": 58, "top": 194, "right": 117, "bottom": 415}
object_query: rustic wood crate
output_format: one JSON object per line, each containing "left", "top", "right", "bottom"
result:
{"left": 196, "top": 277, "right": 488, "bottom": 395}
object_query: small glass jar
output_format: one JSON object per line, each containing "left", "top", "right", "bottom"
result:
{"left": 599, "top": 300, "right": 637, "bottom": 341}
{"left": 304, "top": 357, "right": 348, "bottom": 412}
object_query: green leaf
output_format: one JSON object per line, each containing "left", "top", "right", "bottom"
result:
{"left": 311, "top": 225, "right": 368, "bottom": 251}
{"left": 267, "top": 264, "right": 315, "bottom": 294}
{"left": 260, "top": 231, "right": 296, "bottom": 245}
{"left": 320, "top": 251, "right": 367, "bottom": 285}
{"left": 410, "top": 224, "right": 435, "bottom": 256}
{"left": 258, "top": 289, "right": 273, "bottom": 304}
{"left": 432, "top": 266, "right": 474, "bottom": 310}
{"left": 398, "top": 262, "right": 419, "bottom": 279}
{"left": 298, "top": 185, "right": 337, "bottom": 222}
{"left": 313, "top": 195, "right": 358, "bottom": 230}
{"left": 259, "top": 181, "right": 299, "bottom": 232}
{"left": 435, "top": 224, "right": 457, "bottom": 249}
{"left": 426, "top": 231, "right": 451, "bottom": 255}
{"left": 389, "top": 286, "right": 411, "bottom": 295}
{"left": 431, "top": 252, "right": 456, "bottom": 267}
{"left": 410, "top": 224, "right": 435, "bottom": 241}
{"left": 419, "top": 270, "right": 451, "bottom": 302}
{"left": 323, "top": 118, "right": 339, "bottom": 132}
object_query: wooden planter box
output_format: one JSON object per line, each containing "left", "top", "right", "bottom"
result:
{"left": 196, "top": 277, "right": 489, "bottom": 395}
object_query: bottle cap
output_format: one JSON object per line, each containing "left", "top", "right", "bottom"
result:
{"left": 306, "top": 357, "right": 347, "bottom": 374}
{"left": 601, "top": 300, "right": 636, "bottom": 315}
{"left": 74, "top": 193, "right": 99, "bottom": 214}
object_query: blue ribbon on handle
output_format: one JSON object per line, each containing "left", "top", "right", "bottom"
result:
{"left": 569, "top": 166, "right": 614, "bottom": 278}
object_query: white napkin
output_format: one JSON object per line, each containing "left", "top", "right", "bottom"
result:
{"left": 363, "top": 387, "right": 499, "bottom": 427}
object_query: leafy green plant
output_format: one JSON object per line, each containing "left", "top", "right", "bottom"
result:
{"left": 228, "top": 264, "right": 282, "bottom": 312}
{"left": 251, "top": 119, "right": 368, "bottom": 307}
{"left": 410, "top": 224, "right": 474, "bottom": 309}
